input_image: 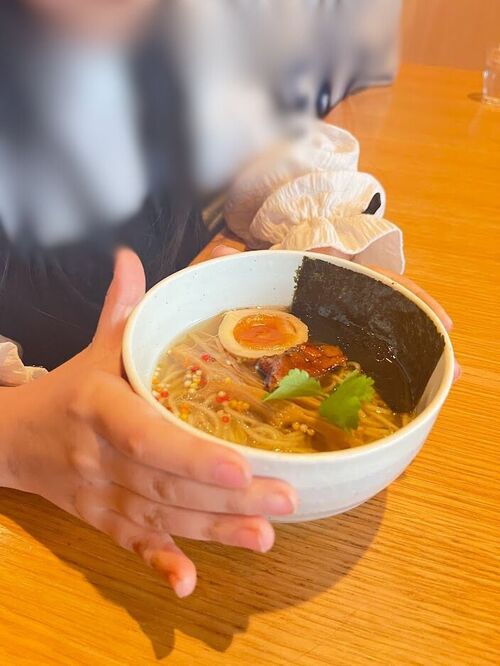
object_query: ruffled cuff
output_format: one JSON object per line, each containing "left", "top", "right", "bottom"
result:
{"left": 0, "top": 341, "right": 48, "bottom": 387}
{"left": 224, "top": 121, "right": 359, "bottom": 244}
{"left": 249, "top": 170, "right": 404, "bottom": 274}
{"left": 268, "top": 214, "right": 404, "bottom": 273}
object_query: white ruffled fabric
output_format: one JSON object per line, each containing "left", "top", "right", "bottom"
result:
{"left": 250, "top": 170, "right": 404, "bottom": 274}
{"left": 0, "top": 338, "right": 47, "bottom": 387}
{"left": 224, "top": 121, "right": 359, "bottom": 244}
{"left": 224, "top": 121, "right": 405, "bottom": 274}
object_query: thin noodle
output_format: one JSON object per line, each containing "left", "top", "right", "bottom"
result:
{"left": 152, "top": 315, "right": 413, "bottom": 453}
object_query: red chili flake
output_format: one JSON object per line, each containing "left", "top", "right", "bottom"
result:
{"left": 200, "top": 353, "right": 214, "bottom": 363}
{"left": 160, "top": 390, "right": 169, "bottom": 398}
{"left": 190, "top": 365, "right": 200, "bottom": 372}
{"left": 221, "top": 415, "right": 230, "bottom": 424}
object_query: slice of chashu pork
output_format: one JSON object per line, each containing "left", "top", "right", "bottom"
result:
{"left": 257, "top": 342, "right": 347, "bottom": 391}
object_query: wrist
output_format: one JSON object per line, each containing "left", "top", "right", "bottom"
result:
{"left": 0, "top": 387, "right": 28, "bottom": 491}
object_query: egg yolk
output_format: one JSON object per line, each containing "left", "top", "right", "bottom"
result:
{"left": 233, "top": 314, "right": 298, "bottom": 349}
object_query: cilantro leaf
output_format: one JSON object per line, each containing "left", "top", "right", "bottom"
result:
{"left": 263, "top": 369, "right": 323, "bottom": 402}
{"left": 319, "top": 372, "right": 375, "bottom": 430}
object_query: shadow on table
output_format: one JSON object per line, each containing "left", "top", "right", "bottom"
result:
{"left": 1, "top": 489, "right": 386, "bottom": 660}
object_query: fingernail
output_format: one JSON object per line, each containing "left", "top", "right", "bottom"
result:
{"left": 211, "top": 245, "right": 233, "bottom": 258}
{"left": 235, "top": 527, "right": 265, "bottom": 551}
{"left": 264, "top": 492, "right": 296, "bottom": 515}
{"left": 444, "top": 317, "right": 453, "bottom": 332}
{"left": 235, "top": 526, "right": 275, "bottom": 553}
{"left": 213, "top": 462, "right": 250, "bottom": 488}
{"left": 167, "top": 574, "right": 190, "bottom": 598}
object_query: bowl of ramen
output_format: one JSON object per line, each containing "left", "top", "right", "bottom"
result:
{"left": 123, "top": 251, "right": 454, "bottom": 522}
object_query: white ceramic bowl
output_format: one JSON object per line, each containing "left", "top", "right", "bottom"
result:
{"left": 123, "top": 251, "right": 454, "bottom": 523}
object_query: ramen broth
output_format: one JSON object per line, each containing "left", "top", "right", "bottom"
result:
{"left": 151, "top": 310, "right": 412, "bottom": 454}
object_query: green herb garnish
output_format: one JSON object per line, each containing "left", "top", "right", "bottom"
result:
{"left": 319, "top": 372, "right": 375, "bottom": 430}
{"left": 263, "top": 369, "right": 323, "bottom": 402}
{"left": 262, "top": 368, "right": 375, "bottom": 431}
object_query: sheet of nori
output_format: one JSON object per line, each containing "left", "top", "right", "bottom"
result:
{"left": 291, "top": 257, "right": 445, "bottom": 413}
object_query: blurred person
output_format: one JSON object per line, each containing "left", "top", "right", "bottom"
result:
{"left": 1, "top": 0, "right": 455, "bottom": 598}
{"left": 0, "top": 0, "right": 403, "bottom": 367}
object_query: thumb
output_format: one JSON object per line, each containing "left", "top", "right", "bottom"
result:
{"left": 93, "top": 248, "right": 146, "bottom": 354}
{"left": 210, "top": 244, "right": 241, "bottom": 259}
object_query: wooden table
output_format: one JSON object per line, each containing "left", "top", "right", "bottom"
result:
{"left": 1, "top": 64, "right": 499, "bottom": 665}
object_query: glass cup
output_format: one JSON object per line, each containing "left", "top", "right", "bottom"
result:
{"left": 482, "top": 45, "right": 500, "bottom": 106}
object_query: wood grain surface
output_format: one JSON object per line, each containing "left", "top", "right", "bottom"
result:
{"left": 401, "top": 0, "right": 500, "bottom": 70}
{"left": 1, "top": 64, "right": 499, "bottom": 665}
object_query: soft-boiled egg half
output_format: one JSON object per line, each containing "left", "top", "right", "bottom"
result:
{"left": 218, "top": 308, "right": 308, "bottom": 359}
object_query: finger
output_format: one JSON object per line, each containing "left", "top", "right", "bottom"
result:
{"left": 365, "top": 264, "right": 453, "bottom": 332}
{"left": 310, "top": 247, "right": 353, "bottom": 261}
{"left": 75, "top": 500, "right": 196, "bottom": 597}
{"left": 101, "top": 445, "right": 297, "bottom": 516}
{"left": 82, "top": 372, "right": 252, "bottom": 489}
{"left": 88, "top": 483, "right": 276, "bottom": 552}
{"left": 210, "top": 245, "right": 241, "bottom": 259}
{"left": 93, "top": 248, "right": 146, "bottom": 355}
{"left": 454, "top": 359, "right": 462, "bottom": 382}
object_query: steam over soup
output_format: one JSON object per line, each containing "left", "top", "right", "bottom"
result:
{"left": 151, "top": 308, "right": 413, "bottom": 454}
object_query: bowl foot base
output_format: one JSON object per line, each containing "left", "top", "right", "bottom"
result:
{"left": 271, "top": 498, "right": 368, "bottom": 524}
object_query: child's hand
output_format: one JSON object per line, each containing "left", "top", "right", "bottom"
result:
{"left": 1, "top": 249, "right": 297, "bottom": 597}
